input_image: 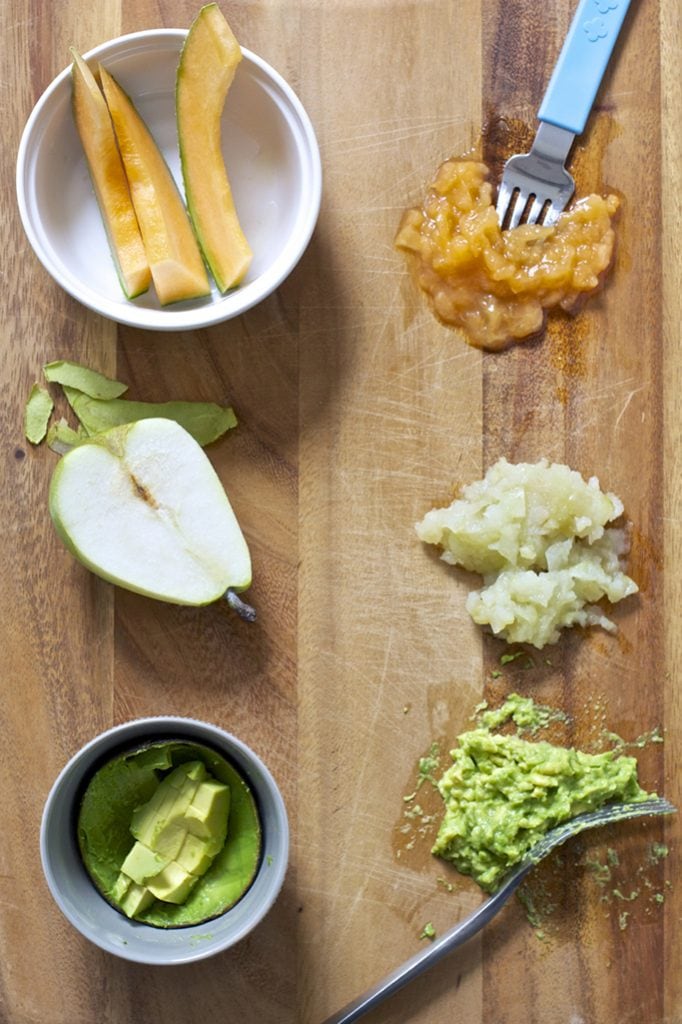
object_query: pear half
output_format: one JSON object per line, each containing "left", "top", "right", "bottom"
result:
{"left": 49, "top": 418, "right": 251, "bottom": 606}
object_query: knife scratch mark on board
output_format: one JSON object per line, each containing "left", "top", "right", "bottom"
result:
{"left": 375, "top": 362, "right": 481, "bottom": 388}
{"left": 333, "top": 630, "right": 397, "bottom": 911}
{"left": 564, "top": 378, "right": 649, "bottom": 432}
{"left": 323, "top": 114, "right": 469, "bottom": 148}
{"left": 614, "top": 386, "right": 646, "bottom": 428}
{"left": 367, "top": 244, "right": 406, "bottom": 258}
{"left": 298, "top": 867, "right": 475, "bottom": 908}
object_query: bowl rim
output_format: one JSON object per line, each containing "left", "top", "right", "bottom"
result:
{"left": 16, "top": 28, "right": 322, "bottom": 331}
{"left": 40, "top": 715, "right": 290, "bottom": 964}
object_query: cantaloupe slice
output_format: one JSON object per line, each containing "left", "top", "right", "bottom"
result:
{"left": 70, "top": 50, "right": 151, "bottom": 299}
{"left": 99, "top": 66, "right": 211, "bottom": 306}
{"left": 177, "top": 4, "right": 252, "bottom": 292}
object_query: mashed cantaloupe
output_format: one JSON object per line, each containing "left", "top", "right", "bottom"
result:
{"left": 416, "top": 459, "right": 638, "bottom": 648}
{"left": 395, "top": 160, "right": 619, "bottom": 350}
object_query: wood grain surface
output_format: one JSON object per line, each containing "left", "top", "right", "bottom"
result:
{"left": 1, "top": 1, "right": 680, "bottom": 1022}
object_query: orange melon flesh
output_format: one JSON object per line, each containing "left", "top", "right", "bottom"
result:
{"left": 99, "top": 66, "right": 211, "bottom": 306}
{"left": 70, "top": 50, "right": 151, "bottom": 299}
{"left": 177, "top": 3, "right": 252, "bottom": 293}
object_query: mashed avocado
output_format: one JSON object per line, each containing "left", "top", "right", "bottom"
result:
{"left": 433, "top": 696, "right": 651, "bottom": 891}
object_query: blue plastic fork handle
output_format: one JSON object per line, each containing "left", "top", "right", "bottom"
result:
{"left": 537, "top": 0, "right": 633, "bottom": 135}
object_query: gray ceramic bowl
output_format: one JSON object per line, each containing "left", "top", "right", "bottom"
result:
{"left": 40, "top": 716, "right": 289, "bottom": 965}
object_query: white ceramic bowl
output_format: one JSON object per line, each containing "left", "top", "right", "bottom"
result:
{"left": 40, "top": 716, "right": 289, "bottom": 965}
{"left": 16, "top": 30, "right": 321, "bottom": 330}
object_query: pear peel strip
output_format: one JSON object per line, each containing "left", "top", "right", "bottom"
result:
{"left": 46, "top": 418, "right": 85, "bottom": 455}
{"left": 62, "top": 385, "right": 238, "bottom": 447}
{"left": 24, "top": 384, "right": 54, "bottom": 444}
{"left": 43, "top": 360, "right": 128, "bottom": 400}
{"left": 26, "top": 361, "right": 238, "bottom": 450}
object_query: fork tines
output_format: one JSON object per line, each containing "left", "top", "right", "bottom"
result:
{"left": 495, "top": 121, "right": 576, "bottom": 229}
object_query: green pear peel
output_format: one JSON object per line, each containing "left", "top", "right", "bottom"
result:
{"left": 24, "top": 384, "right": 54, "bottom": 444}
{"left": 43, "top": 360, "right": 128, "bottom": 400}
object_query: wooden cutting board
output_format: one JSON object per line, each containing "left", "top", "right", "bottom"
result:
{"left": 1, "top": 0, "right": 679, "bottom": 1021}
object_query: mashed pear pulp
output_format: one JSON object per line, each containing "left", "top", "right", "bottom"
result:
{"left": 417, "top": 459, "right": 638, "bottom": 648}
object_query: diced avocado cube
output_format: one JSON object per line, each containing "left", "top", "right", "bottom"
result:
{"left": 120, "top": 841, "right": 170, "bottom": 885}
{"left": 166, "top": 761, "right": 206, "bottom": 788}
{"left": 185, "top": 780, "right": 230, "bottom": 841}
{"left": 121, "top": 881, "right": 155, "bottom": 919}
{"left": 175, "top": 774, "right": 203, "bottom": 804}
{"left": 130, "top": 784, "right": 178, "bottom": 843}
{"left": 133, "top": 765, "right": 184, "bottom": 817}
{"left": 147, "top": 861, "right": 198, "bottom": 904}
{"left": 153, "top": 821, "right": 187, "bottom": 861}
{"left": 131, "top": 768, "right": 200, "bottom": 847}
{"left": 110, "top": 872, "right": 132, "bottom": 903}
{"left": 147, "top": 786, "right": 196, "bottom": 846}
{"left": 112, "top": 760, "right": 233, "bottom": 914}
{"left": 175, "top": 832, "right": 214, "bottom": 876}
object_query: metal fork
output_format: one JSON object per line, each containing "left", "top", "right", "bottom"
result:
{"left": 496, "top": 0, "right": 633, "bottom": 229}
{"left": 321, "top": 797, "right": 676, "bottom": 1024}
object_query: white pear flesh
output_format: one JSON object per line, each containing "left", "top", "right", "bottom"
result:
{"left": 48, "top": 418, "right": 251, "bottom": 605}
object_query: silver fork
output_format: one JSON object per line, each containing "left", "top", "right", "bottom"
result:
{"left": 496, "top": 0, "right": 633, "bottom": 229}
{"left": 321, "top": 797, "right": 676, "bottom": 1024}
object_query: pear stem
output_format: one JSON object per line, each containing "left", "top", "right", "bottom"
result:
{"left": 225, "top": 589, "right": 257, "bottom": 622}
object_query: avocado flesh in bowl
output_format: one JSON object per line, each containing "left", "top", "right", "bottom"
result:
{"left": 77, "top": 740, "right": 261, "bottom": 927}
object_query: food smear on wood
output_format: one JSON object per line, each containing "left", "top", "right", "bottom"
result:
{"left": 417, "top": 458, "right": 638, "bottom": 649}
{"left": 395, "top": 160, "right": 618, "bottom": 350}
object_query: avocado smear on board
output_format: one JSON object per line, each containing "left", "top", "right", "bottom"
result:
{"left": 78, "top": 740, "right": 262, "bottom": 927}
{"left": 433, "top": 695, "right": 653, "bottom": 892}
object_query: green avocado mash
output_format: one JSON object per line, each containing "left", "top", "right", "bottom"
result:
{"left": 477, "top": 692, "right": 570, "bottom": 735}
{"left": 78, "top": 740, "right": 261, "bottom": 927}
{"left": 432, "top": 696, "right": 651, "bottom": 892}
